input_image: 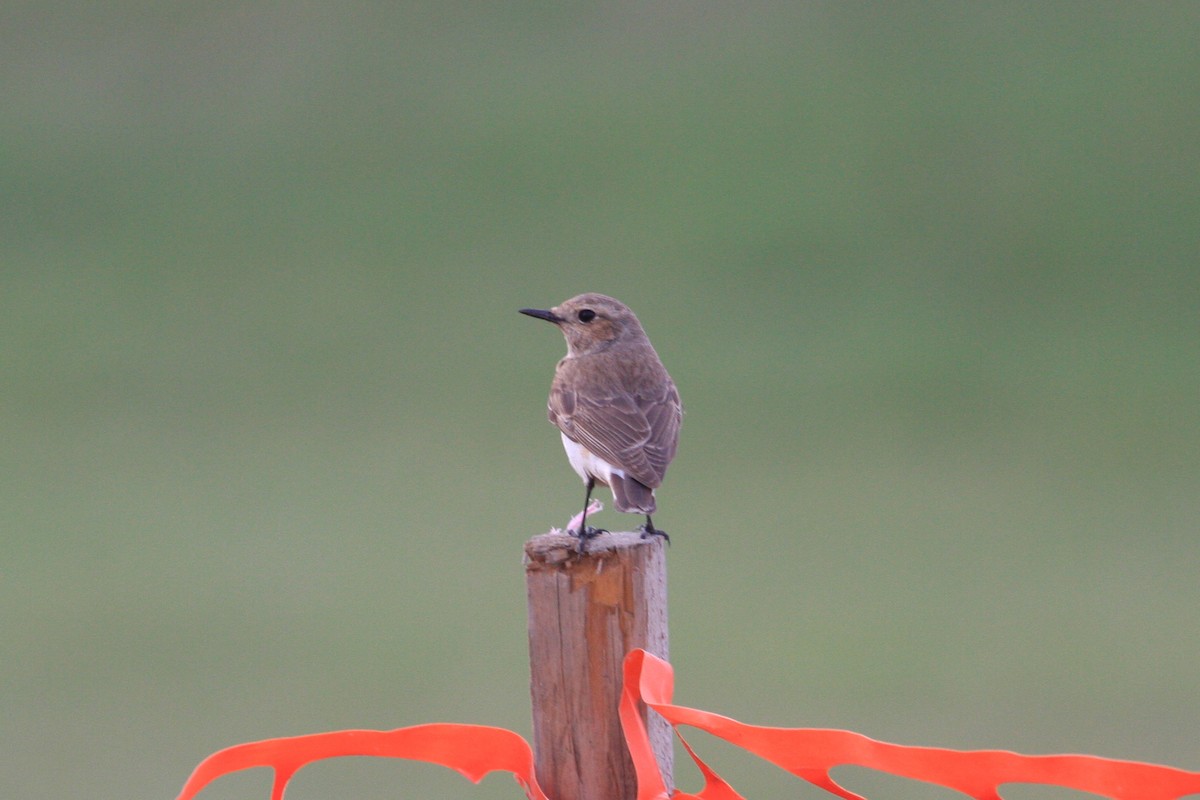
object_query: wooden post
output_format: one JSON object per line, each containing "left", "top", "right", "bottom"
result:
{"left": 525, "top": 530, "right": 673, "bottom": 800}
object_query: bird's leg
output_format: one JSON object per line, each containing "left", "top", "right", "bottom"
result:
{"left": 638, "top": 515, "right": 670, "bottom": 545}
{"left": 565, "top": 498, "right": 603, "bottom": 536}
{"left": 573, "top": 478, "right": 607, "bottom": 552}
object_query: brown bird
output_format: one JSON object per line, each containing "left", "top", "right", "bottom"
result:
{"left": 520, "top": 293, "right": 682, "bottom": 547}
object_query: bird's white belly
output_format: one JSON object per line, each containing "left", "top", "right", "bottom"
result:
{"left": 561, "top": 433, "right": 624, "bottom": 485}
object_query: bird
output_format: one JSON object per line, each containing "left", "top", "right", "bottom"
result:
{"left": 520, "top": 293, "right": 682, "bottom": 549}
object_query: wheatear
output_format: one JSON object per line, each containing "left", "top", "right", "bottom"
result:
{"left": 520, "top": 293, "right": 682, "bottom": 548}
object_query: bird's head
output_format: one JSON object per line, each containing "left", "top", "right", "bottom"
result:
{"left": 520, "top": 293, "right": 644, "bottom": 357}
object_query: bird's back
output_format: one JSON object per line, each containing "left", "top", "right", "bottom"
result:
{"left": 548, "top": 344, "right": 681, "bottom": 489}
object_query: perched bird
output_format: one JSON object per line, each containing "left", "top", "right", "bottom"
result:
{"left": 520, "top": 293, "right": 682, "bottom": 548}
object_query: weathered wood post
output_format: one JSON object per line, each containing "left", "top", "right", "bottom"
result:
{"left": 525, "top": 530, "right": 673, "bottom": 800}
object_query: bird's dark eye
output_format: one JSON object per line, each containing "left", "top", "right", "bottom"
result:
{"left": 578, "top": 309, "right": 596, "bottom": 323}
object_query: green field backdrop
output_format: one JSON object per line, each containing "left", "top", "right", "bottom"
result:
{"left": 4, "top": 4, "right": 1198, "bottom": 799}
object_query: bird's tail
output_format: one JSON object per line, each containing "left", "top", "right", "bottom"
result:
{"left": 609, "top": 474, "right": 657, "bottom": 514}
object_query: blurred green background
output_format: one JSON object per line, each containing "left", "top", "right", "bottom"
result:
{"left": 4, "top": 4, "right": 1198, "bottom": 799}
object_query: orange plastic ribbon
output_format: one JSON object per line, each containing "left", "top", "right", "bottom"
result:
{"left": 176, "top": 723, "right": 547, "bottom": 800}
{"left": 622, "top": 649, "right": 1200, "bottom": 800}
{"left": 177, "top": 649, "right": 1200, "bottom": 800}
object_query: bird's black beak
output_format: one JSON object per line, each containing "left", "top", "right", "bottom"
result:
{"left": 519, "top": 308, "right": 561, "bottom": 323}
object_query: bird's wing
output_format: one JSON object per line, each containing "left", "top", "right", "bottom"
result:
{"left": 549, "top": 379, "right": 681, "bottom": 488}
{"left": 640, "top": 379, "right": 682, "bottom": 483}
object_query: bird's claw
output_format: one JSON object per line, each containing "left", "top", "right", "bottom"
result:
{"left": 638, "top": 523, "right": 670, "bottom": 545}
{"left": 565, "top": 499, "right": 603, "bottom": 535}
{"left": 572, "top": 525, "right": 608, "bottom": 553}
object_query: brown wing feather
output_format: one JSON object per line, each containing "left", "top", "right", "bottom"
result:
{"left": 549, "top": 377, "right": 681, "bottom": 489}
{"left": 640, "top": 380, "right": 682, "bottom": 481}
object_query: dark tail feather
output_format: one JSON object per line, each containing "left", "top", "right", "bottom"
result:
{"left": 609, "top": 474, "right": 656, "bottom": 514}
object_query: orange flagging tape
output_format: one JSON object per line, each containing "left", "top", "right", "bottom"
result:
{"left": 622, "top": 650, "right": 1200, "bottom": 800}
{"left": 178, "top": 650, "right": 1200, "bottom": 800}
{"left": 176, "top": 724, "right": 547, "bottom": 800}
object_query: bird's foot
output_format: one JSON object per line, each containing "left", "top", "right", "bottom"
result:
{"left": 572, "top": 526, "right": 608, "bottom": 553}
{"left": 565, "top": 499, "right": 603, "bottom": 535}
{"left": 638, "top": 522, "right": 670, "bottom": 545}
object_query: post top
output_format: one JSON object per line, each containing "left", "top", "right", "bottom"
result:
{"left": 524, "top": 530, "right": 665, "bottom": 566}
